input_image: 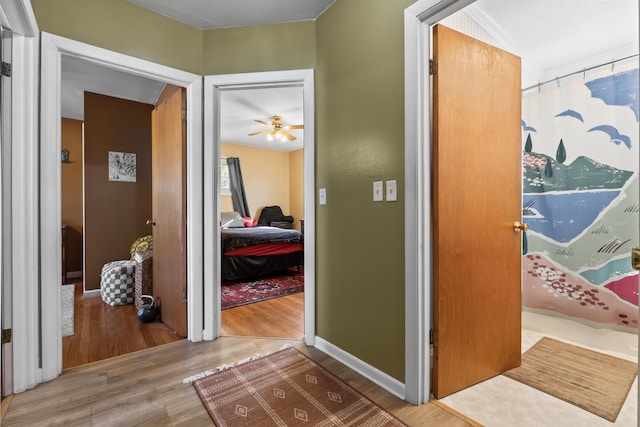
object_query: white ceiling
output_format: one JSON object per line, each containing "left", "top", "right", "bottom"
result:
{"left": 126, "top": 0, "right": 336, "bottom": 30}
{"left": 61, "top": 55, "right": 166, "bottom": 120}
{"left": 469, "top": 0, "right": 638, "bottom": 87}
{"left": 61, "top": 0, "right": 638, "bottom": 151}
{"left": 220, "top": 86, "right": 304, "bottom": 152}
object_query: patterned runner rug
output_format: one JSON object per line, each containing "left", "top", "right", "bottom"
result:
{"left": 189, "top": 347, "right": 407, "bottom": 426}
{"left": 503, "top": 336, "right": 637, "bottom": 422}
{"left": 221, "top": 268, "right": 303, "bottom": 310}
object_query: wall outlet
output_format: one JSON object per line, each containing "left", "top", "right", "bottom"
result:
{"left": 373, "top": 181, "right": 383, "bottom": 202}
{"left": 386, "top": 180, "right": 397, "bottom": 202}
{"left": 319, "top": 188, "right": 327, "bottom": 205}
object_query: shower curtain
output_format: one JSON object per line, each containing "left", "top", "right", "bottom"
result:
{"left": 521, "top": 63, "right": 639, "bottom": 332}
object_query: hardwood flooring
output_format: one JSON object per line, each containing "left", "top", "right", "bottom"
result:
{"left": 3, "top": 336, "right": 477, "bottom": 426}
{"left": 221, "top": 291, "right": 304, "bottom": 339}
{"left": 64, "top": 279, "right": 304, "bottom": 370}
{"left": 63, "top": 280, "right": 182, "bottom": 370}
{"left": 5, "top": 281, "right": 477, "bottom": 425}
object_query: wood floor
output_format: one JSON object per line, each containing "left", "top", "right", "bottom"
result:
{"left": 63, "top": 280, "right": 183, "bottom": 370}
{"left": 10, "top": 282, "right": 479, "bottom": 425}
{"left": 221, "top": 292, "right": 304, "bottom": 339}
{"left": 4, "top": 336, "right": 477, "bottom": 426}
{"left": 63, "top": 279, "right": 305, "bottom": 369}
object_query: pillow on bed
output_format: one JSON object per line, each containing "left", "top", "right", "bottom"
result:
{"left": 242, "top": 217, "right": 257, "bottom": 227}
{"left": 221, "top": 211, "right": 245, "bottom": 228}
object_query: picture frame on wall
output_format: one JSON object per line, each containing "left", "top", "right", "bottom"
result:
{"left": 108, "top": 151, "right": 136, "bottom": 182}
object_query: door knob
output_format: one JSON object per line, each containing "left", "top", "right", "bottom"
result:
{"left": 513, "top": 221, "right": 529, "bottom": 233}
{"left": 632, "top": 247, "right": 640, "bottom": 271}
{"left": 146, "top": 219, "right": 156, "bottom": 226}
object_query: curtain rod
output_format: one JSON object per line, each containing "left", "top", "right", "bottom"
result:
{"left": 522, "top": 53, "right": 639, "bottom": 92}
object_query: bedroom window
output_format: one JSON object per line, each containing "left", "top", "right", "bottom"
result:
{"left": 220, "top": 157, "right": 231, "bottom": 196}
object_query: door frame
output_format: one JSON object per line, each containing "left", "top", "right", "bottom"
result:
{"left": 38, "top": 32, "right": 203, "bottom": 384}
{"left": 203, "top": 70, "right": 315, "bottom": 344}
{"left": 403, "top": 0, "right": 477, "bottom": 404}
{"left": 0, "top": 0, "right": 38, "bottom": 395}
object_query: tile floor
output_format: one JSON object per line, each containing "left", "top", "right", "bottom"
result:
{"left": 439, "top": 311, "right": 638, "bottom": 426}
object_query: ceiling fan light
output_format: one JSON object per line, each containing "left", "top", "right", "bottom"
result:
{"left": 280, "top": 134, "right": 287, "bottom": 141}
{"left": 267, "top": 133, "right": 274, "bottom": 141}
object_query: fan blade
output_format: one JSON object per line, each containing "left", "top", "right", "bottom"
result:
{"left": 288, "top": 124, "right": 304, "bottom": 130}
{"left": 248, "top": 129, "right": 269, "bottom": 136}
{"left": 284, "top": 131, "right": 297, "bottom": 141}
{"left": 254, "top": 119, "right": 269, "bottom": 126}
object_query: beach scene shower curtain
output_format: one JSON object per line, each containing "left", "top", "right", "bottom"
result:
{"left": 522, "top": 63, "right": 639, "bottom": 331}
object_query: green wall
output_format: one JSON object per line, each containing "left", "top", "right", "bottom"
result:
{"left": 203, "top": 21, "right": 315, "bottom": 75}
{"left": 31, "top": 0, "right": 203, "bottom": 74}
{"left": 315, "top": 0, "right": 413, "bottom": 382}
{"left": 32, "top": 0, "right": 411, "bottom": 383}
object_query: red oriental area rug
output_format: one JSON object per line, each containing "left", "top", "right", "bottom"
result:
{"left": 221, "top": 269, "right": 303, "bottom": 310}
{"left": 191, "top": 347, "right": 408, "bottom": 426}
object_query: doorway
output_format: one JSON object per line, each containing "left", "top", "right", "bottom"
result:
{"left": 218, "top": 85, "right": 305, "bottom": 340}
{"left": 38, "top": 32, "right": 204, "bottom": 383}
{"left": 203, "top": 70, "right": 315, "bottom": 345}
{"left": 404, "top": 0, "right": 639, "bottom": 406}
{"left": 60, "top": 87, "right": 186, "bottom": 369}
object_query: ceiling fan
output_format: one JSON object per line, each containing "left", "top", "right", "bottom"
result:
{"left": 248, "top": 115, "right": 303, "bottom": 141}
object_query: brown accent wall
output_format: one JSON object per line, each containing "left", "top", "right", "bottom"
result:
{"left": 61, "top": 118, "right": 84, "bottom": 274}
{"left": 84, "top": 92, "right": 153, "bottom": 291}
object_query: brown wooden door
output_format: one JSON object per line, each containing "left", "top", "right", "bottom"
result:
{"left": 432, "top": 24, "right": 522, "bottom": 398}
{"left": 151, "top": 84, "right": 187, "bottom": 337}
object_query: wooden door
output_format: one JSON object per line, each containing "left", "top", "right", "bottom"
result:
{"left": 432, "top": 24, "right": 522, "bottom": 398}
{"left": 151, "top": 84, "right": 187, "bottom": 337}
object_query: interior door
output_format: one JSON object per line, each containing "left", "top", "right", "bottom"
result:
{"left": 432, "top": 24, "right": 523, "bottom": 398}
{"left": 151, "top": 84, "right": 187, "bottom": 337}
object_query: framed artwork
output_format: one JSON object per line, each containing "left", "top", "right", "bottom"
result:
{"left": 108, "top": 151, "right": 136, "bottom": 182}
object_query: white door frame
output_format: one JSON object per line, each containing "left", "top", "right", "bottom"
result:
{"left": 203, "top": 70, "right": 315, "bottom": 344}
{"left": 403, "top": 0, "right": 476, "bottom": 404}
{"left": 0, "top": 0, "right": 39, "bottom": 395}
{"left": 39, "top": 33, "right": 204, "bottom": 384}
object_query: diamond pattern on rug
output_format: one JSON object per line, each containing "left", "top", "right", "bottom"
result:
{"left": 221, "top": 268, "right": 303, "bottom": 309}
{"left": 191, "top": 347, "right": 408, "bottom": 426}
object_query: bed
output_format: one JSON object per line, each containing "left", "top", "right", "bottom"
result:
{"left": 221, "top": 212, "right": 304, "bottom": 282}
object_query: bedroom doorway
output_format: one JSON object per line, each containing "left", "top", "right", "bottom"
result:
{"left": 218, "top": 85, "right": 305, "bottom": 339}
{"left": 203, "top": 70, "right": 315, "bottom": 345}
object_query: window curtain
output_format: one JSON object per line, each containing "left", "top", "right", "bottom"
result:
{"left": 227, "top": 157, "right": 250, "bottom": 218}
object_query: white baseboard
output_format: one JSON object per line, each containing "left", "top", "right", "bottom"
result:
{"left": 83, "top": 289, "right": 101, "bottom": 299}
{"left": 66, "top": 270, "right": 82, "bottom": 279}
{"left": 314, "top": 336, "right": 405, "bottom": 400}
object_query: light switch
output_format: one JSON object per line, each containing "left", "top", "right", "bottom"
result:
{"left": 319, "top": 188, "right": 327, "bottom": 205}
{"left": 386, "top": 180, "right": 397, "bottom": 202}
{"left": 373, "top": 181, "right": 383, "bottom": 202}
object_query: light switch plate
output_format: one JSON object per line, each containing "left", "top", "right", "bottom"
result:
{"left": 373, "top": 181, "right": 383, "bottom": 202}
{"left": 319, "top": 188, "right": 327, "bottom": 205}
{"left": 386, "top": 180, "right": 397, "bottom": 202}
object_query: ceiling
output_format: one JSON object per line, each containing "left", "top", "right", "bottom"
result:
{"left": 126, "top": 0, "right": 336, "bottom": 30}
{"left": 61, "top": 0, "right": 638, "bottom": 151}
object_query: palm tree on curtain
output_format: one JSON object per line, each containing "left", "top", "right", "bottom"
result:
{"left": 226, "top": 157, "right": 250, "bottom": 218}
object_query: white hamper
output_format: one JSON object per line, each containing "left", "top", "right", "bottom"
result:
{"left": 100, "top": 260, "right": 136, "bottom": 306}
